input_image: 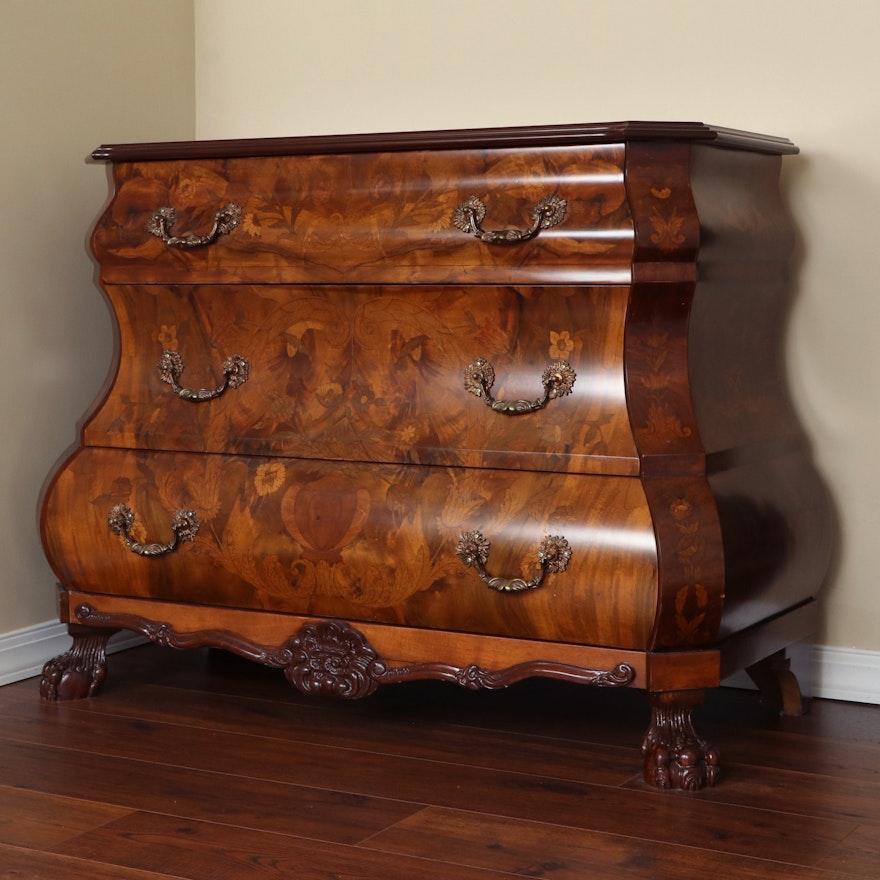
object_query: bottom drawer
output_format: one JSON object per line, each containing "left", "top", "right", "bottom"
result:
{"left": 42, "top": 448, "right": 658, "bottom": 649}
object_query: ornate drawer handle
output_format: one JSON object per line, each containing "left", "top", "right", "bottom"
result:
{"left": 108, "top": 503, "right": 200, "bottom": 557}
{"left": 456, "top": 530, "right": 572, "bottom": 593}
{"left": 158, "top": 350, "right": 249, "bottom": 401}
{"left": 464, "top": 357, "right": 575, "bottom": 415}
{"left": 147, "top": 203, "right": 243, "bottom": 248}
{"left": 452, "top": 194, "right": 567, "bottom": 245}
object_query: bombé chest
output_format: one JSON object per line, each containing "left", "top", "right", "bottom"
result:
{"left": 40, "top": 122, "right": 831, "bottom": 790}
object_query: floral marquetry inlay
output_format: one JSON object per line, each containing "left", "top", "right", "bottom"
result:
{"left": 649, "top": 205, "right": 687, "bottom": 252}
{"left": 86, "top": 284, "right": 637, "bottom": 474}
{"left": 667, "top": 495, "right": 708, "bottom": 642}
{"left": 668, "top": 497, "right": 713, "bottom": 642}
{"left": 634, "top": 331, "right": 694, "bottom": 447}
{"left": 548, "top": 330, "right": 575, "bottom": 360}
{"left": 643, "top": 479, "right": 725, "bottom": 651}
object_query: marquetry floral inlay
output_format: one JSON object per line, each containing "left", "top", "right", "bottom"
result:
{"left": 650, "top": 206, "right": 686, "bottom": 252}
{"left": 674, "top": 583, "right": 709, "bottom": 640}
{"left": 254, "top": 462, "right": 286, "bottom": 497}
{"left": 668, "top": 496, "right": 712, "bottom": 643}
{"left": 157, "top": 324, "right": 178, "bottom": 350}
{"left": 637, "top": 331, "right": 692, "bottom": 445}
{"left": 548, "top": 330, "right": 575, "bottom": 360}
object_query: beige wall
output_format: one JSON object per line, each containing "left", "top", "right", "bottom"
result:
{"left": 193, "top": 0, "right": 879, "bottom": 651}
{"left": 0, "top": 1, "right": 195, "bottom": 632}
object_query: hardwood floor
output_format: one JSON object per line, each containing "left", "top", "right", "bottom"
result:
{"left": 1, "top": 644, "right": 879, "bottom": 879}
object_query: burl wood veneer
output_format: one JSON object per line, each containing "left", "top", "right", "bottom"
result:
{"left": 40, "top": 121, "right": 831, "bottom": 790}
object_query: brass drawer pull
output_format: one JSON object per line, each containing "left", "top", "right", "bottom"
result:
{"left": 147, "top": 203, "right": 243, "bottom": 248}
{"left": 108, "top": 503, "right": 200, "bottom": 557}
{"left": 452, "top": 193, "right": 566, "bottom": 245}
{"left": 158, "top": 350, "right": 249, "bottom": 401}
{"left": 464, "top": 357, "right": 575, "bottom": 415}
{"left": 456, "top": 531, "right": 572, "bottom": 593}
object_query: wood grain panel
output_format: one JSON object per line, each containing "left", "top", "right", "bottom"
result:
{"left": 711, "top": 455, "right": 833, "bottom": 638}
{"left": 43, "top": 448, "right": 659, "bottom": 648}
{"left": 92, "top": 146, "right": 633, "bottom": 285}
{"left": 82, "top": 284, "right": 638, "bottom": 474}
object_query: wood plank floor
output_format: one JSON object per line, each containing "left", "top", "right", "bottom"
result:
{"left": 1, "top": 644, "right": 879, "bottom": 879}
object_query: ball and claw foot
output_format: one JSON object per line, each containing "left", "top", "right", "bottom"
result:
{"left": 39, "top": 627, "right": 117, "bottom": 701}
{"left": 641, "top": 690, "right": 721, "bottom": 790}
{"left": 643, "top": 741, "right": 721, "bottom": 791}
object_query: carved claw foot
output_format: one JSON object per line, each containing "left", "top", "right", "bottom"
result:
{"left": 641, "top": 690, "right": 720, "bottom": 790}
{"left": 40, "top": 625, "right": 118, "bottom": 700}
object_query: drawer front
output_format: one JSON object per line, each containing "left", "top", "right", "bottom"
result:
{"left": 42, "top": 448, "right": 659, "bottom": 650}
{"left": 92, "top": 146, "right": 632, "bottom": 285}
{"left": 84, "top": 284, "right": 639, "bottom": 475}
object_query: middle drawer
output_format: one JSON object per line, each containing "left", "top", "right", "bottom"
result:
{"left": 85, "top": 284, "right": 639, "bottom": 476}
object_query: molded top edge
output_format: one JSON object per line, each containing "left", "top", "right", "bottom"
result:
{"left": 91, "top": 121, "right": 798, "bottom": 162}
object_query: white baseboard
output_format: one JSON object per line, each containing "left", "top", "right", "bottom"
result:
{"left": 721, "top": 644, "right": 880, "bottom": 705}
{"left": 1, "top": 621, "right": 879, "bottom": 705}
{"left": 812, "top": 645, "right": 880, "bottom": 705}
{"left": 0, "top": 620, "right": 146, "bottom": 687}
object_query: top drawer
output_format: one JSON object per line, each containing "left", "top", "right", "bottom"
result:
{"left": 92, "top": 146, "right": 633, "bottom": 285}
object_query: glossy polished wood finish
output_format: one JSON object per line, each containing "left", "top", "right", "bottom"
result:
{"left": 40, "top": 122, "right": 831, "bottom": 790}
{"left": 44, "top": 448, "right": 658, "bottom": 647}
{"left": 82, "top": 284, "right": 638, "bottom": 473}
{"left": 90, "top": 120, "right": 799, "bottom": 161}
{"left": 92, "top": 147, "right": 633, "bottom": 285}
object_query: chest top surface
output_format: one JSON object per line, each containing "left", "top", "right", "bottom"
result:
{"left": 91, "top": 120, "right": 798, "bottom": 161}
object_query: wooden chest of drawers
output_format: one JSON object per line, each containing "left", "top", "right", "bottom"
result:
{"left": 40, "top": 122, "right": 831, "bottom": 790}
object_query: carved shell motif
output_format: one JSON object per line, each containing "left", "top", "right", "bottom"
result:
{"left": 284, "top": 620, "right": 386, "bottom": 699}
